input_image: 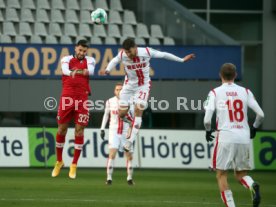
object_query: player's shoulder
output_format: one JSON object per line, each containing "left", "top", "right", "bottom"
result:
{"left": 61, "top": 55, "right": 73, "bottom": 62}
{"left": 208, "top": 86, "right": 221, "bottom": 97}
{"left": 118, "top": 49, "right": 126, "bottom": 60}
{"left": 108, "top": 96, "right": 117, "bottom": 103}
{"left": 85, "top": 56, "right": 96, "bottom": 65}
{"left": 137, "top": 47, "right": 151, "bottom": 57}
{"left": 231, "top": 83, "right": 251, "bottom": 95}
{"left": 85, "top": 56, "right": 95, "bottom": 62}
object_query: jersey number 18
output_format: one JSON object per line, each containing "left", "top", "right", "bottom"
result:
{"left": 226, "top": 99, "right": 244, "bottom": 122}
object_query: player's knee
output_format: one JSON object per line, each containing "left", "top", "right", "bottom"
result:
{"left": 119, "top": 110, "right": 127, "bottom": 119}
{"left": 216, "top": 171, "right": 226, "bottom": 180}
{"left": 135, "top": 102, "right": 147, "bottom": 113}
{"left": 58, "top": 125, "right": 68, "bottom": 135}
{"left": 109, "top": 154, "right": 116, "bottom": 159}
{"left": 127, "top": 156, "right": 133, "bottom": 161}
{"left": 75, "top": 126, "right": 84, "bottom": 136}
{"left": 125, "top": 152, "right": 133, "bottom": 160}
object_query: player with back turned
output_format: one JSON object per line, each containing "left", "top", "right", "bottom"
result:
{"left": 51, "top": 39, "right": 96, "bottom": 179}
{"left": 204, "top": 63, "right": 264, "bottom": 207}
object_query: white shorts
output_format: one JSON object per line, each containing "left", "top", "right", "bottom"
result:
{"left": 119, "top": 82, "right": 151, "bottom": 107}
{"left": 108, "top": 132, "right": 133, "bottom": 153}
{"left": 211, "top": 141, "right": 252, "bottom": 171}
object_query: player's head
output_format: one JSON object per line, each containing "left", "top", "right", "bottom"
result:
{"left": 219, "top": 63, "right": 237, "bottom": 82}
{"left": 75, "top": 39, "right": 89, "bottom": 60}
{"left": 114, "top": 82, "right": 123, "bottom": 98}
{"left": 122, "top": 38, "right": 137, "bottom": 59}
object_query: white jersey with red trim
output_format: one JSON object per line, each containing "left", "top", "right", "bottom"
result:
{"left": 101, "top": 96, "right": 133, "bottom": 135}
{"left": 105, "top": 47, "right": 184, "bottom": 87}
{"left": 204, "top": 83, "right": 264, "bottom": 144}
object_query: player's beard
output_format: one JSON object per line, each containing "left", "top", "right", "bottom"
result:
{"left": 75, "top": 53, "right": 85, "bottom": 60}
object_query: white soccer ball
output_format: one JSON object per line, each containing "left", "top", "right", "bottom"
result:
{"left": 91, "top": 8, "right": 107, "bottom": 25}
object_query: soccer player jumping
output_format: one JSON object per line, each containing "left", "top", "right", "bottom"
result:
{"left": 204, "top": 63, "right": 264, "bottom": 207}
{"left": 100, "top": 38, "right": 195, "bottom": 151}
{"left": 52, "top": 40, "right": 95, "bottom": 179}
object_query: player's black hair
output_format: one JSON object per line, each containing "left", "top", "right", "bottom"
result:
{"left": 122, "top": 38, "right": 136, "bottom": 50}
{"left": 76, "top": 39, "right": 89, "bottom": 48}
{"left": 220, "top": 63, "right": 237, "bottom": 80}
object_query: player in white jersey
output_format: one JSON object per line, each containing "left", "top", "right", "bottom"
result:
{"left": 100, "top": 38, "right": 195, "bottom": 151}
{"left": 204, "top": 63, "right": 264, "bottom": 207}
{"left": 100, "top": 82, "right": 135, "bottom": 185}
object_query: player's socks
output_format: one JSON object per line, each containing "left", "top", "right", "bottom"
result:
{"left": 240, "top": 176, "right": 261, "bottom": 206}
{"left": 126, "top": 160, "right": 133, "bottom": 181}
{"left": 129, "top": 117, "right": 142, "bottom": 143}
{"left": 56, "top": 133, "right": 65, "bottom": 162}
{"left": 240, "top": 175, "right": 254, "bottom": 189}
{"left": 221, "top": 190, "right": 236, "bottom": 207}
{"left": 107, "top": 158, "right": 114, "bottom": 181}
{"left": 72, "top": 135, "right": 84, "bottom": 164}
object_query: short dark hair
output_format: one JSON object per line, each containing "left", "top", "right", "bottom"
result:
{"left": 122, "top": 38, "right": 136, "bottom": 50}
{"left": 115, "top": 82, "right": 123, "bottom": 87}
{"left": 220, "top": 63, "right": 237, "bottom": 81}
{"left": 76, "top": 39, "right": 89, "bottom": 48}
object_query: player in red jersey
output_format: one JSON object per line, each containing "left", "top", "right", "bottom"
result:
{"left": 51, "top": 40, "right": 96, "bottom": 179}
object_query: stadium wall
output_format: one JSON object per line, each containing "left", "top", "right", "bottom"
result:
{"left": 0, "top": 127, "right": 275, "bottom": 170}
{"left": 0, "top": 44, "right": 241, "bottom": 79}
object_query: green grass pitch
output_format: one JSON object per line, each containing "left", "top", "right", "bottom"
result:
{"left": 0, "top": 168, "right": 275, "bottom": 207}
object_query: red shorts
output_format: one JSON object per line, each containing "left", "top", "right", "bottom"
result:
{"left": 57, "top": 94, "right": 90, "bottom": 126}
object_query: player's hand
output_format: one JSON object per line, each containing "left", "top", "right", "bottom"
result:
{"left": 183, "top": 53, "right": 195, "bottom": 62}
{"left": 206, "top": 129, "right": 215, "bottom": 142}
{"left": 99, "top": 70, "right": 109, "bottom": 76}
{"left": 100, "top": 130, "right": 105, "bottom": 140}
{"left": 250, "top": 126, "right": 257, "bottom": 139}
{"left": 83, "top": 69, "right": 89, "bottom": 76}
{"left": 70, "top": 70, "right": 78, "bottom": 78}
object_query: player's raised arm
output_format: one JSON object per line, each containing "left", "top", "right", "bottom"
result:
{"left": 247, "top": 90, "right": 265, "bottom": 129}
{"left": 148, "top": 47, "right": 195, "bottom": 63}
{"left": 99, "top": 52, "right": 122, "bottom": 75}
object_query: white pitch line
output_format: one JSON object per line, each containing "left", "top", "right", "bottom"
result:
{"left": 0, "top": 198, "right": 276, "bottom": 206}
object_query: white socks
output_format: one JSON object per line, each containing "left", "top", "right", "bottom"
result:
{"left": 127, "top": 160, "right": 133, "bottom": 181}
{"left": 129, "top": 117, "right": 142, "bottom": 143}
{"left": 240, "top": 175, "right": 254, "bottom": 189}
{"left": 221, "top": 190, "right": 235, "bottom": 207}
{"left": 107, "top": 159, "right": 114, "bottom": 180}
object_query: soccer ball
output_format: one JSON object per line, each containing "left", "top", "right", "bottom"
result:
{"left": 91, "top": 8, "right": 107, "bottom": 25}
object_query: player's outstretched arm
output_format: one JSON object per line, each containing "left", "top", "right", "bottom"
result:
{"left": 183, "top": 53, "right": 196, "bottom": 62}
{"left": 148, "top": 47, "right": 195, "bottom": 63}
{"left": 99, "top": 54, "right": 121, "bottom": 76}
